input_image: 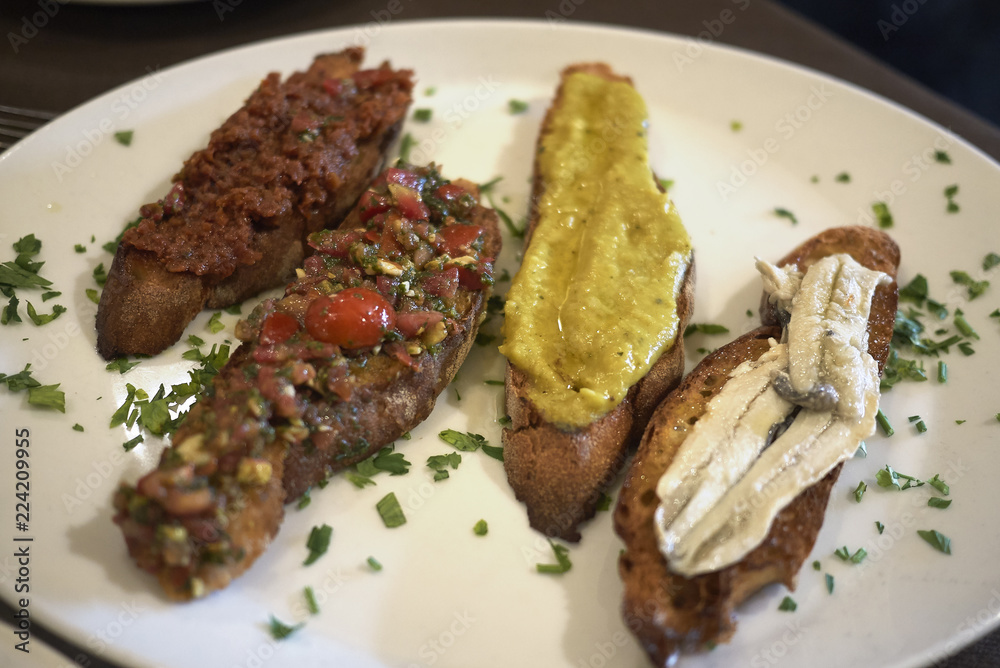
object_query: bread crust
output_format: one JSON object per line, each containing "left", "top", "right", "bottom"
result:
{"left": 502, "top": 63, "right": 694, "bottom": 541}
{"left": 614, "top": 226, "right": 899, "bottom": 665}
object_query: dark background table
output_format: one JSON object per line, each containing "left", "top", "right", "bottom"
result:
{"left": 1, "top": 0, "right": 997, "bottom": 666}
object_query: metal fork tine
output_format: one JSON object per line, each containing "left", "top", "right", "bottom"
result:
{"left": 0, "top": 105, "right": 58, "bottom": 152}
{"left": 0, "top": 104, "right": 57, "bottom": 120}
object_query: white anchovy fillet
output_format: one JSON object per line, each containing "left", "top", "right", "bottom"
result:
{"left": 655, "top": 253, "right": 889, "bottom": 577}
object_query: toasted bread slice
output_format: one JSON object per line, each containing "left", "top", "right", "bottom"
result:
{"left": 113, "top": 165, "right": 500, "bottom": 600}
{"left": 614, "top": 226, "right": 899, "bottom": 665}
{"left": 96, "top": 48, "right": 413, "bottom": 360}
{"left": 502, "top": 63, "right": 694, "bottom": 541}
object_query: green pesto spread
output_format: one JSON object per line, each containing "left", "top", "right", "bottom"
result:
{"left": 500, "top": 72, "right": 692, "bottom": 429}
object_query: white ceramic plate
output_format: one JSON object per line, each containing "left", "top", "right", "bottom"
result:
{"left": 2, "top": 19, "right": 999, "bottom": 668}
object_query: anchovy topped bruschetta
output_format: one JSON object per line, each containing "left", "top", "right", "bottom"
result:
{"left": 96, "top": 48, "right": 414, "bottom": 360}
{"left": 113, "top": 163, "right": 500, "bottom": 600}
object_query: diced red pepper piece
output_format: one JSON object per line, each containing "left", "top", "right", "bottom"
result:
{"left": 357, "top": 190, "right": 392, "bottom": 223}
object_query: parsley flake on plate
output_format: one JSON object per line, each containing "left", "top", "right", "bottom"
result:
{"left": 303, "top": 524, "right": 333, "bottom": 565}
{"left": 473, "top": 519, "right": 488, "bottom": 536}
{"left": 778, "top": 596, "right": 797, "bottom": 612}
{"left": 917, "top": 529, "right": 952, "bottom": 554}
{"left": 268, "top": 615, "right": 303, "bottom": 640}
{"left": 536, "top": 538, "right": 572, "bottom": 574}
{"left": 872, "top": 201, "right": 894, "bottom": 228}
{"left": 376, "top": 492, "right": 406, "bottom": 528}
{"left": 773, "top": 207, "right": 798, "bottom": 225}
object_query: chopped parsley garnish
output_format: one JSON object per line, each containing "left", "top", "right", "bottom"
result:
{"left": 486, "top": 193, "right": 526, "bottom": 238}
{"left": 825, "top": 573, "right": 834, "bottom": 594}
{"left": 439, "top": 429, "right": 488, "bottom": 452}
{"left": 424, "top": 86, "right": 436, "bottom": 96}
{"left": 303, "top": 524, "right": 333, "bottom": 565}
{"left": 484, "top": 379, "right": 504, "bottom": 386}
{"left": 367, "top": 556, "right": 383, "bottom": 571}
{"left": 835, "top": 172, "right": 851, "bottom": 183}
{"left": 361, "top": 445, "right": 411, "bottom": 476}
{"left": 926, "top": 473, "right": 950, "bottom": 495}
{"left": 934, "top": 150, "right": 951, "bottom": 164}
{"left": 296, "top": 491, "right": 311, "bottom": 510}
{"left": 536, "top": 538, "right": 572, "bottom": 574}
{"left": 928, "top": 497, "right": 952, "bottom": 509}
{"left": 898, "top": 274, "right": 928, "bottom": 305}
{"left": 304, "top": 586, "right": 319, "bottom": 614}
{"left": 92, "top": 262, "right": 108, "bottom": 287}
{"left": 684, "top": 323, "right": 730, "bottom": 337}
{"left": 853, "top": 481, "right": 867, "bottom": 502}
{"left": 74, "top": 244, "right": 86, "bottom": 253}
{"left": 114, "top": 130, "right": 134, "bottom": 146}
{"left": 105, "top": 357, "right": 141, "bottom": 374}
{"left": 730, "top": 120, "right": 743, "bottom": 132}
{"left": 983, "top": 252, "right": 1000, "bottom": 271}
{"left": 376, "top": 492, "right": 406, "bottom": 528}
{"left": 427, "top": 452, "right": 462, "bottom": 481}
{"left": 413, "top": 108, "right": 433, "bottom": 122}
{"left": 944, "top": 184, "right": 960, "bottom": 213}
{"left": 778, "top": 596, "right": 797, "bottom": 612}
{"left": 876, "top": 409, "right": 894, "bottom": 436}
{"left": 398, "top": 132, "right": 416, "bottom": 163}
{"left": 596, "top": 492, "right": 613, "bottom": 511}
{"left": 812, "top": 560, "right": 821, "bottom": 571}
{"left": 25, "top": 302, "right": 65, "bottom": 325}
{"left": 834, "top": 546, "right": 867, "bottom": 563}
{"left": 773, "top": 207, "right": 798, "bottom": 225}
{"left": 508, "top": 99, "right": 529, "bottom": 114}
{"left": 938, "top": 360, "right": 947, "bottom": 383}
{"left": 872, "top": 201, "right": 894, "bottom": 228}
{"left": 207, "top": 311, "right": 225, "bottom": 333}
{"left": 122, "top": 434, "right": 143, "bottom": 451}
{"left": 917, "top": 529, "right": 952, "bottom": 554}
{"left": 658, "top": 178, "right": 675, "bottom": 192}
{"left": 224, "top": 303, "right": 241, "bottom": 315}
{"left": 28, "top": 384, "right": 65, "bottom": 412}
{"left": 267, "top": 615, "right": 303, "bottom": 640}
{"left": 876, "top": 521, "right": 885, "bottom": 534}
{"left": 480, "top": 442, "right": 504, "bottom": 462}
{"left": 85, "top": 288, "right": 99, "bottom": 304}
{"left": 498, "top": 415, "right": 512, "bottom": 428}
{"left": 473, "top": 519, "right": 488, "bottom": 536}
{"left": 72, "top": 423, "right": 84, "bottom": 432}
{"left": 950, "top": 270, "right": 989, "bottom": 300}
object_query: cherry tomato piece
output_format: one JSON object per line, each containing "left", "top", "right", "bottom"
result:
{"left": 388, "top": 183, "right": 430, "bottom": 221}
{"left": 259, "top": 312, "right": 300, "bottom": 346}
{"left": 358, "top": 190, "right": 392, "bottom": 223}
{"left": 436, "top": 224, "right": 483, "bottom": 256}
{"left": 305, "top": 288, "right": 396, "bottom": 349}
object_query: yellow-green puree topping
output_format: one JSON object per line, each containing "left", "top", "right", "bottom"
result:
{"left": 500, "top": 72, "right": 692, "bottom": 429}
